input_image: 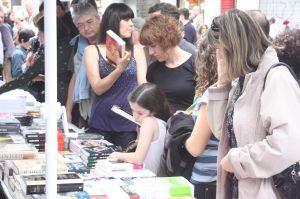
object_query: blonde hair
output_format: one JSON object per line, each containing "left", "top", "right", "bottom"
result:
{"left": 208, "top": 9, "right": 271, "bottom": 80}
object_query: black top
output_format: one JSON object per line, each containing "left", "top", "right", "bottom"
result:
{"left": 146, "top": 55, "right": 196, "bottom": 113}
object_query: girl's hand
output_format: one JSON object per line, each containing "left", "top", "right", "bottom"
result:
{"left": 108, "top": 152, "right": 119, "bottom": 161}
{"left": 216, "top": 49, "right": 230, "bottom": 86}
{"left": 116, "top": 51, "right": 131, "bottom": 72}
{"left": 220, "top": 153, "right": 234, "bottom": 173}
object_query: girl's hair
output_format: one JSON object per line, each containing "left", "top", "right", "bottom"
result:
{"left": 273, "top": 29, "right": 300, "bottom": 74}
{"left": 198, "top": 24, "right": 208, "bottom": 35}
{"left": 98, "top": 3, "right": 134, "bottom": 51}
{"left": 207, "top": 9, "right": 271, "bottom": 80}
{"left": 139, "top": 15, "right": 182, "bottom": 50}
{"left": 195, "top": 31, "right": 218, "bottom": 96}
{"left": 128, "top": 83, "right": 172, "bottom": 122}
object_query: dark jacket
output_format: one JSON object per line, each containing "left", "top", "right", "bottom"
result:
{"left": 158, "top": 112, "right": 196, "bottom": 180}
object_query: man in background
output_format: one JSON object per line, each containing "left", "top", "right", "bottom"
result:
{"left": 0, "top": 5, "right": 15, "bottom": 82}
{"left": 179, "top": 8, "right": 197, "bottom": 45}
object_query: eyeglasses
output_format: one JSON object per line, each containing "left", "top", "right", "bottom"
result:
{"left": 211, "top": 16, "right": 221, "bottom": 32}
{"left": 76, "top": 17, "right": 98, "bottom": 31}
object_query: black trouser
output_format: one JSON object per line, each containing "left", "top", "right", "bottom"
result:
{"left": 193, "top": 181, "right": 216, "bottom": 199}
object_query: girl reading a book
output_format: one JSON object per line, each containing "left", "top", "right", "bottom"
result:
{"left": 84, "top": 3, "right": 147, "bottom": 148}
{"left": 109, "top": 83, "right": 171, "bottom": 174}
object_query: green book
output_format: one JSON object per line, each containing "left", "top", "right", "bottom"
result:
{"left": 161, "top": 176, "right": 193, "bottom": 197}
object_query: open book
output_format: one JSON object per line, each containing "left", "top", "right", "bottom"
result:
{"left": 106, "top": 30, "right": 126, "bottom": 65}
{"left": 111, "top": 105, "right": 141, "bottom": 126}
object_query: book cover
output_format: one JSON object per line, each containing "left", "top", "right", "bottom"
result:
{"left": 10, "top": 158, "right": 68, "bottom": 175}
{"left": 69, "top": 139, "right": 113, "bottom": 154}
{"left": 17, "top": 173, "right": 84, "bottom": 195}
{"left": 0, "top": 143, "right": 38, "bottom": 161}
{"left": 84, "top": 180, "right": 109, "bottom": 199}
{"left": 160, "top": 176, "right": 193, "bottom": 197}
{"left": 66, "top": 162, "right": 90, "bottom": 174}
{"left": 0, "top": 134, "right": 25, "bottom": 144}
{"left": 96, "top": 159, "right": 145, "bottom": 172}
{"left": 111, "top": 105, "right": 141, "bottom": 126}
{"left": 81, "top": 145, "right": 118, "bottom": 158}
{"left": 133, "top": 176, "right": 194, "bottom": 198}
{"left": 106, "top": 29, "right": 126, "bottom": 65}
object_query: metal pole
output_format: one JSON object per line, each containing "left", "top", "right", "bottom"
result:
{"left": 44, "top": 0, "right": 58, "bottom": 198}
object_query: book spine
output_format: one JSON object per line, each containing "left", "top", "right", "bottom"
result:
{"left": 25, "top": 183, "right": 84, "bottom": 195}
{"left": 0, "top": 153, "right": 36, "bottom": 161}
{"left": 120, "top": 185, "right": 140, "bottom": 199}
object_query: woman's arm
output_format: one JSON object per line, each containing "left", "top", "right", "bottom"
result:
{"left": 84, "top": 45, "right": 131, "bottom": 95}
{"left": 109, "top": 117, "right": 157, "bottom": 163}
{"left": 66, "top": 72, "right": 76, "bottom": 122}
{"left": 0, "top": 54, "right": 44, "bottom": 94}
{"left": 133, "top": 45, "right": 147, "bottom": 85}
{"left": 185, "top": 104, "right": 212, "bottom": 157}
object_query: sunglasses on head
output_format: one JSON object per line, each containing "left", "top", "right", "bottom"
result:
{"left": 211, "top": 16, "right": 221, "bottom": 32}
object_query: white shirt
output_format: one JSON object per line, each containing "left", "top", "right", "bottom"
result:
{"left": 143, "top": 118, "right": 167, "bottom": 174}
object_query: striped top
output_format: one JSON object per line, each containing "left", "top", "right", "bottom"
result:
{"left": 190, "top": 90, "right": 218, "bottom": 183}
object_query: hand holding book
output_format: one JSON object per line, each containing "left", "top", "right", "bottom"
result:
{"left": 115, "top": 51, "right": 131, "bottom": 72}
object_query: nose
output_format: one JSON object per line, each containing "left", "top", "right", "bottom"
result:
{"left": 132, "top": 112, "right": 139, "bottom": 121}
{"left": 148, "top": 47, "right": 154, "bottom": 55}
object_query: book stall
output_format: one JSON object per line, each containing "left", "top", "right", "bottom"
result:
{"left": 0, "top": 90, "right": 195, "bottom": 199}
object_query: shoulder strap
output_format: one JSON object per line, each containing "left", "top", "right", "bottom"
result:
{"left": 263, "top": 62, "right": 299, "bottom": 90}
{"left": 94, "top": 44, "right": 100, "bottom": 58}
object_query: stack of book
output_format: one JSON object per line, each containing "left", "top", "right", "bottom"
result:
{"left": 14, "top": 172, "right": 84, "bottom": 197}
{"left": 69, "top": 139, "right": 121, "bottom": 169}
{"left": 0, "top": 143, "right": 38, "bottom": 161}
{"left": 21, "top": 127, "right": 64, "bottom": 152}
{"left": 0, "top": 113, "right": 21, "bottom": 135}
{"left": 60, "top": 152, "right": 90, "bottom": 174}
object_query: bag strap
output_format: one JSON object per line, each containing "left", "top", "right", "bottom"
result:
{"left": 263, "top": 62, "right": 299, "bottom": 90}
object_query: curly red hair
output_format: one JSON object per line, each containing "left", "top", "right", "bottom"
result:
{"left": 139, "top": 15, "right": 182, "bottom": 50}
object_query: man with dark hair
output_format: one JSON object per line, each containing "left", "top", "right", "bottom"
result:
{"left": 0, "top": 5, "right": 15, "bottom": 82}
{"left": 147, "top": 3, "right": 195, "bottom": 65}
{"left": 246, "top": 10, "right": 270, "bottom": 38}
{"left": 148, "top": 2, "right": 180, "bottom": 20}
{"left": 39, "top": 0, "right": 79, "bottom": 38}
{"left": 179, "top": 8, "right": 197, "bottom": 45}
{"left": 11, "top": 29, "right": 35, "bottom": 79}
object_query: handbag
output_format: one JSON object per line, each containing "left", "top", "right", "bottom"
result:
{"left": 263, "top": 62, "right": 300, "bottom": 199}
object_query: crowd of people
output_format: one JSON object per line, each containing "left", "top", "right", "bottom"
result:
{"left": 0, "top": 1, "right": 300, "bottom": 198}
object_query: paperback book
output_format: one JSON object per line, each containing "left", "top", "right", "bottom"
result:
{"left": 10, "top": 158, "right": 68, "bottom": 175}
{"left": 106, "top": 29, "right": 125, "bottom": 65}
{"left": 16, "top": 172, "right": 84, "bottom": 195}
{"left": 0, "top": 143, "right": 38, "bottom": 161}
{"left": 111, "top": 105, "right": 140, "bottom": 126}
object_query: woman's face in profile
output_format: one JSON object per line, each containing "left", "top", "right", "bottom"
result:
{"left": 148, "top": 43, "right": 167, "bottom": 62}
{"left": 119, "top": 18, "right": 134, "bottom": 39}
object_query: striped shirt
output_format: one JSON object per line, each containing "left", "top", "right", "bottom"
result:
{"left": 190, "top": 90, "right": 218, "bottom": 183}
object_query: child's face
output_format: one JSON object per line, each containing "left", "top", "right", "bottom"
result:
{"left": 129, "top": 102, "right": 153, "bottom": 124}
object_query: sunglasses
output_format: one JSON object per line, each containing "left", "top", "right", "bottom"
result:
{"left": 211, "top": 16, "right": 221, "bottom": 32}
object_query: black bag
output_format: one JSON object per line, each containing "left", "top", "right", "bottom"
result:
{"left": 263, "top": 62, "right": 300, "bottom": 199}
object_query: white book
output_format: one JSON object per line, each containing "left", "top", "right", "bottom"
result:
{"left": 111, "top": 105, "right": 141, "bottom": 126}
{"left": 106, "top": 30, "right": 126, "bottom": 65}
